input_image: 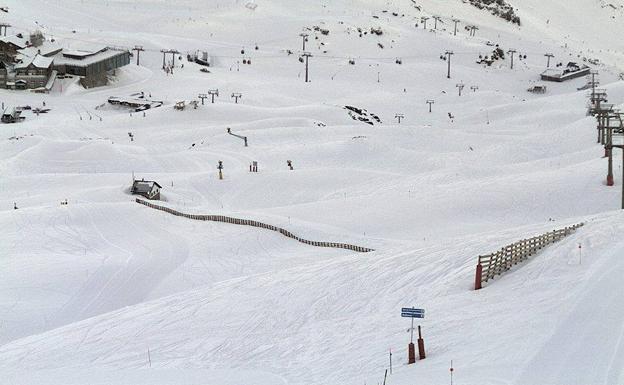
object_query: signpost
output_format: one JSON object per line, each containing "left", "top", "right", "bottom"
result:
{"left": 401, "top": 307, "right": 426, "bottom": 363}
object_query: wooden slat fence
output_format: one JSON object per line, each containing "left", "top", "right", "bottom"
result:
{"left": 474, "top": 223, "right": 584, "bottom": 290}
{"left": 135, "top": 198, "right": 374, "bottom": 253}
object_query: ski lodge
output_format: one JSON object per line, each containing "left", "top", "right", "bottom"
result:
{"left": 0, "top": 31, "right": 130, "bottom": 91}
{"left": 52, "top": 46, "right": 130, "bottom": 88}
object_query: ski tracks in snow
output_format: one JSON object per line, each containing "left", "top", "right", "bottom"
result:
{"left": 515, "top": 241, "right": 624, "bottom": 385}
{"left": 50, "top": 204, "right": 190, "bottom": 329}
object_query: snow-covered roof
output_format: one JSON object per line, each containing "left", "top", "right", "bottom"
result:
{"left": 62, "top": 48, "right": 105, "bottom": 58}
{"left": 0, "top": 35, "right": 27, "bottom": 49}
{"left": 541, "top": 68, "right": 563, "bottom": 76}
{"left": 19, "top": 42, "right": 62, "bottom": 58}
{"left": 15, "top": 54, "right": 54, "bottom": 69}
{"left": 54, "top": 47, "right": 128, "bottom": 67}
{"left": 132, "top": 180, "right": 161, "bottom": 193}
{"left": 60, "top": 43, "right": 108, "bottom": 58}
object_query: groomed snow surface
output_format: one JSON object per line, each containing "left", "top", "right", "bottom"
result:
{"left": 1, "top": 1, "right": 623, "bottom": 384}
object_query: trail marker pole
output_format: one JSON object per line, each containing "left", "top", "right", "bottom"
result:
{"left": 389, "top": 349, "right": 393, "bottom": 374}
{"left": 450, "top": 360, "right": 454, "bottom": 385}
{"left": 578, "top": 243, "right": 582, "bottom": 265}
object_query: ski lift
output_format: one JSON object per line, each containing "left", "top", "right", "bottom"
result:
{"left": 348, "top": 58, "right": 355, "bottom": 65}
{"left": 243, "top": 59, "right": 247, "bottom": 64}
{"left": 395, "top": 58, "right": 402, "bottom": 64}
{"left": 241, "top": 48, "right": 245, "bottom": 54}
{"left": 299, "top": 56, "right": 304, "bottom": 63}
{"left": 247, "top": 58, "right": 251, "bottom": 65}
{"left": 255, "top": 44, "right": 259, "bottom": 50}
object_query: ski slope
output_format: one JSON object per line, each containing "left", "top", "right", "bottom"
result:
{"left": 1, "top": 0, "right": 623, "bottom": 384}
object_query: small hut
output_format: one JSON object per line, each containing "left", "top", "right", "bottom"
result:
{"left": 131, "top": 179, "right": 162, "bottom": 200}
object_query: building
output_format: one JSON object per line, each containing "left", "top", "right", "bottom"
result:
{"left": 13, "top": 54, "right": 54, "bottom": 89}
{"left": 131, "top": 179, "right": 162, "bottom": 200}
{"left": 52, "top": 46, "right": 130, "bottom": 88}
{"left": 0, "top": 32, "right": 60, "bottom": 90}
{"left": 0, "top": 35, "right": 26, "bottom": 61}
{"left": 0, "top": 32, "right": 130, "bottom": 90}
{"left": 541, "top": 62, "right": 591, "bottom": 82}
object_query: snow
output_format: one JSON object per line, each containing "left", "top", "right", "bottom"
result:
{"left": 0, "top": 0, "right": 623, "bottom": 384}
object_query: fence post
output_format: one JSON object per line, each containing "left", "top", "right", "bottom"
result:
{"left": 475, "top": 263, "right": 483, "bottom": 290}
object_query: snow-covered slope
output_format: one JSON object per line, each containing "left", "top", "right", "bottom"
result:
{"left": 1, "top": 0, "right": 623, "bottom": 384}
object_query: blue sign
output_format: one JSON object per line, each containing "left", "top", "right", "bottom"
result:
{"left": 401, "top": 308, "right": 425, "bottom": 318}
